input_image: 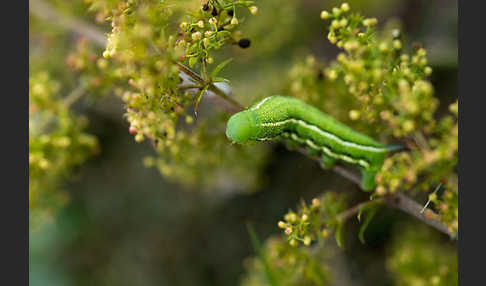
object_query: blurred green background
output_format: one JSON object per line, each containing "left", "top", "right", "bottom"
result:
{"left": 29, "top": 0, "right": 457, "bottom": 285}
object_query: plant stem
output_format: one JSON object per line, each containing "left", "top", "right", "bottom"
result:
{"left": 30, "top": 0, "right": 107, "bottom": 47}
{"left": 63, "top": 82, "right": 88, "bottom": 108}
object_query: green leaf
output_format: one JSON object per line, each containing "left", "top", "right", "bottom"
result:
{"left": 210, "top": 58, "right": 233, "bottom": 78}
{"left": 357, "top": 200, "right": 382, "bottom": 222}
{"left": 188, "top": 56, "right": 198, "bottom": 68}
{"left": 358, "top": 206, "right": 379, "bottom": 244}
{"left": 246, "top": 223, "right": 280, "bottom": 286}
{"left": 212, "top": 77, "right": 230, "bottom": 83}
{"left": 194, "top": 85, "right": 210, "bottom": 117}
{"left": 335, "top": 223, "right": 345, "bottom": 248}
{"left": 357, "top": 205, "right": 365, "bottom": 222}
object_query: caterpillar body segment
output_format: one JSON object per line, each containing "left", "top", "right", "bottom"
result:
{"left": 226, "top": 96, "right": 403, "bottom": 191}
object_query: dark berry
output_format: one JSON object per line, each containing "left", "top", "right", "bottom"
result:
{"left": 238, "top": 38, "right": 251, "bottom": 49}
{"left": 202, "top": 3, "right": 209, "bottom": 11}
{"left": 212, "top": 8, "right": 218, "bottom": 16}
{"left": 217, "top": 27, "right": 225, "bottom": 32}
{"left": 227, "top": 10, "right": 234, "bottom": 17}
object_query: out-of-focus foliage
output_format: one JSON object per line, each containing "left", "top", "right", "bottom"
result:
{"left": 240, "top": 0, "right": 299, "bottom": 58}
{"left": 387, "top": 224, "right": 458, "bottom": 286}
{"left": 240, "top": 236, "right": 331, "bottom": 286}
{"left": 29, "top": 71, "right": 99, "bottom": 227}
{"left": 66, "top": 38, "right": 120, "bottom": 99}
{"left": 427, "top": 182, "right": 459, "bottom": 235}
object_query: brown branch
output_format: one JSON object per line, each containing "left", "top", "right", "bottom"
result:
{"left": 386, "top": 191, "right": 453, "bottom": 237}
{"left": 332, "top": 189, "right": 453, "bottom": 237}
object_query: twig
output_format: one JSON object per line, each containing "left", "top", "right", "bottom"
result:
{"left": 328, "top": 179, "right": 453, "bottom": 237}
{"left": 63, "top": 81, "right": 88, "bottom": 107}
{"left": 331, "top": 165, "right": 362, "bottom": 186}
{"left": 387, "top": 191, "right": 453, "bottom": 237}
{"left": 329, "top": 180, "right": 452, "bottom": 237}
{"left": 29, "top": 0, "right": 107, "bottom": 47}
{"left": 336, "top": 200, "right": 381, "bottom": 222}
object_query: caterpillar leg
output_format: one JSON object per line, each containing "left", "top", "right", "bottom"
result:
{"left": 361, "top": 169, "right": 378, "bottom": 191}
{"left": 306, "top": 146, "right": 321, "bottom": 156}
{"left": 285, "top": 139, "right": 299, "bottom": 151}
{"left": 320, "top": 154, "right": 337, "bottom": 170}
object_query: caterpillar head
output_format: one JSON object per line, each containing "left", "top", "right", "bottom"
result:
{"left": 226, "top": 110, "right": 259, "bottom": 143}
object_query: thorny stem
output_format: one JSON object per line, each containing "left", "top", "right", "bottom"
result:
{"left": 387, "top": 191, "right": 454, "bottom": 237}
{"left": 32, "top": 0, "right": 455, "bottom": 238}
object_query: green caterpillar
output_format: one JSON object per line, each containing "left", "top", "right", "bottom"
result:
{"left": 226, "top": 96, "right": 405, "bottom": 191}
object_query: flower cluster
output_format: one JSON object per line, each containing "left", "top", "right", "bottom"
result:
{"left": 321, "top": 3, "right": 437, "bottom": 138}
{"left": 177, "top": 0, "right": 258, "bottom": 67}
{"left": 375, "top": 101, "right": 457, "bottom": 204}
{"left": 29, "top": 72, "right": 99, "bottom": 227}
{"left": 428, "top": 185, "right": 458, "bottom": 236}
{"left": 278, "top": 192, "right": 348, "bottom": 247}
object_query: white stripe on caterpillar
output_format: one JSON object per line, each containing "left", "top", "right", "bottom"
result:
{"left": 250, "top": 97, "right": 273, "bottom": 111}
{"left": 283, "top": 132, "right": 370, "bottom": 169}
{"left": 261, "top": 119, "right": 388, "bottom": 153}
